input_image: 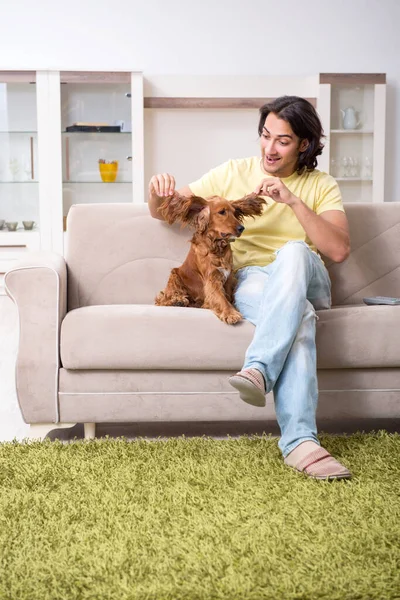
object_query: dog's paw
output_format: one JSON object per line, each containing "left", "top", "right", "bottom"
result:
{"left": 155, "top": 291, "right": 189, "bottom": 307}
{"left": 220, "top": 309, "right": 243, "bottom": 325}
{"left": 154, "top": 291, "right": 165, "bottom": 306}
{"left": 171, "top": 296, "right": 189, "bottom": 307}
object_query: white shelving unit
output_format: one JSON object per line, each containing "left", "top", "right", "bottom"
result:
{"left": 317, "top": 73, "right": 386, "bottom": 203}
{"left": 0, "top": 72, "right": 39, "bottom": 292}
{"left": 0, "top": 70, "right": 144, "bottom": 292}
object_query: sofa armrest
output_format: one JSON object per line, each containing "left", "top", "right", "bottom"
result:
{"left": 5, "top": 251, "right": 67, "bottom": 423}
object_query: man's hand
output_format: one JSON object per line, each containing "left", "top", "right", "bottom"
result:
{"left": 255, "top": 177, "right": 300, "bottom": 207}
{"left": 149, "top": 173, "right": 176, "bottom": 197}
{"left": 148, "top": 174, "right": 193, "bottom": 220}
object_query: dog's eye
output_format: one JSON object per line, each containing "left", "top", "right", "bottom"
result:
{"left": 218, "top": 209, "right": 227, "bottom": 215}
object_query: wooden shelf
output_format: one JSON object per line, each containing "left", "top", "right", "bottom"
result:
{"left": 143, "top": 97, "right": 317, "bottom": 109}
{"left": 0, "top": 71, "right": 36, "bottom": 83}
{"left": 60, "top": 72, "right": 131, "bottom": 84}
{"left": 320, "top": 73, "right": 386, "bottom": 85}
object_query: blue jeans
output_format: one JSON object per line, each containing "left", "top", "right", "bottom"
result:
{"left": 234, "top": 241, "right": 332, "bottom": 457}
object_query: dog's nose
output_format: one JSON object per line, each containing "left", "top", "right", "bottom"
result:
{"left": 236, "top": 225, "right": 245, "bottom": 235}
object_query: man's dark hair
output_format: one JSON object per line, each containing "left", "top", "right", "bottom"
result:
{"left": 258, "top": 96, "right": 325, "bottom": 173}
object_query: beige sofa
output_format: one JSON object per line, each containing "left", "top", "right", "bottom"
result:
{"left": 5, "top": 202, "right": 400, "bottom": 440}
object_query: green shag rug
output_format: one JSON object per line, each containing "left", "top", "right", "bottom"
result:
{"left": 0, "top": 432, "right": 399, "bottom": 600}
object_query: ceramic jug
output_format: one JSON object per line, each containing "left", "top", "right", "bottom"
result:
{"left": 341, "top": 107, "right": 361, "bottom": 130}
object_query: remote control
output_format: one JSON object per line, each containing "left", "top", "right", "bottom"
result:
{"left": 363, "top": 296, "right": 400, "bottom": 305}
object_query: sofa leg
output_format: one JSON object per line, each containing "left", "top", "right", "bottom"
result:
{"left": 28, "top": 423, "right": 77, "bottom": 441}
{"left": 84, "top": 423, "right": 96, "bottom": 439}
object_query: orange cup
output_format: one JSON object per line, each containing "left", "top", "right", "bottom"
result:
{"left": 99, "top": 161, "right": 118, "bottom": 183}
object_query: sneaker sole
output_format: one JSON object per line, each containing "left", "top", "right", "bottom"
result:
{"left": 229, "top": 375, "right": 266, "bottom": 407}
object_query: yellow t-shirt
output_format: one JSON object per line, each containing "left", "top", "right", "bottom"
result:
{"left": 189, "top": 156, "right": 345, "bottom": 271}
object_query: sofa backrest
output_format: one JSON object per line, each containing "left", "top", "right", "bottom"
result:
{"left": 66, "top": 203, "right": 190, "bottom": 311}
{"left": 324, "top": 202, "right": 400, "bottom": 305}
{"left": 66, "top": 202, "right": 400, "bottom": 310}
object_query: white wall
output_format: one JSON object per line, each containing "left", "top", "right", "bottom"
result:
{"left": 0, "top": 0, "right": 399, "bottom": 199}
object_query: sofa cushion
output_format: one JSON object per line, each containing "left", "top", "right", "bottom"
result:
{"left": 60, "top": 305, "right": 255, "bottom": 370}
{"left": 316, "top": 304, "right": 400, "bottom": 369}
{"left": 60, "top": 304, "right": 400, "bottom": 371}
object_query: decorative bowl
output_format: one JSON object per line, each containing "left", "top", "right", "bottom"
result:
{"left": 22, "top": 221, "right": 35, "bottom": 230}
{"left": 5, "top": 221, "right": 18, "bottom": 231}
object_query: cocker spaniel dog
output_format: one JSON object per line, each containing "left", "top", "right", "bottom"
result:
{"left": 155, "top": 193, "right": 266, "bottom": 324}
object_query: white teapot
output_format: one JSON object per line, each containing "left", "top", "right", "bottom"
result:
{"left": 341, "top": 106, "right": 361, "bottom": 130}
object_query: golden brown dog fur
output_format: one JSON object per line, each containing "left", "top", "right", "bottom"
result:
{"left": 155, "top": 193, "right": 266, "bottom": 324}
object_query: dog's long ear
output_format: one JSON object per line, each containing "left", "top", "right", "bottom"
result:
{"left": 230, "top": 193, "right": 266, "bottom": 222}
{"left": 158, "top": 193, "right": 209, "bottom": 227}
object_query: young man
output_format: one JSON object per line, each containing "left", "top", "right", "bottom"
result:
{"left": 148, "top": 96, "right": 352, "bottom": 480}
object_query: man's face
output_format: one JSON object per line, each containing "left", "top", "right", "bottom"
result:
{"left": 260, "top": 112, "right": 308, "bottom": 178}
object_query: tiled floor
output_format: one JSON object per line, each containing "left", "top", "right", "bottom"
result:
{"left": 0, "top": 295, "right": 30, "bottom": 441}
